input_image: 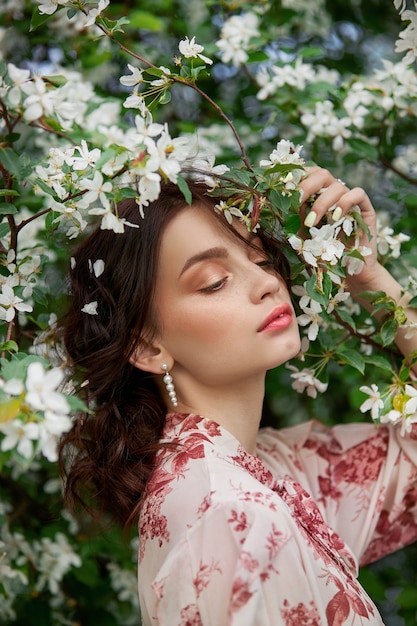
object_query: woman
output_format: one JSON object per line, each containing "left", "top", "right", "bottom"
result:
{"left": 61, "top": 166, "right": 417, "bottom": 625}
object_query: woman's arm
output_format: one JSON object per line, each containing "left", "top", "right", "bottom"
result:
{"left": 298, "top": 166, "right": 417, "bottom": 375}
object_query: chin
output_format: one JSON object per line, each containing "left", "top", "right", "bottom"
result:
{"left": 272, "top": 339, "right": 302, "bottom": 368}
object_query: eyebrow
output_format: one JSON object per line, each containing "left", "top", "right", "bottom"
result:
{"left": 179, "top": 246, "right": 229, "bottom": 277}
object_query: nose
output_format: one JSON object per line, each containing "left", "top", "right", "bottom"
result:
{"left": 248, "top": 262, "right": 281, "bottom": 303}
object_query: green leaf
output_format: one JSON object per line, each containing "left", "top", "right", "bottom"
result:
{"left": 394, "top": 305, "right": 407, "bottom": 324}
{"left": 0, "top": 223, "right": 10, "bottom": 238}
{"left": 95, "top": 148, "right": 117, "bottom": 170}
{"left": 357, "top": 289, "right": 390, "bottom": 303}
{"left": 31, "top": 286, "right": 48, "bottom": 307}
{"left": 0, "top": 340, "right": 19, "bottom": 353}
{"left": 73, "top": 557, "right": 100, "bottom": 587}
{"left": 300, "top": 46, "right": 324, "bottom": 58}
{"left": 158, "top": 90, "right": 171, "bottom": 105}
{"left": 30, "top": 6, "right": 54, "bottom": 31}
{"left": 176, "top": 175, "right": 192, "bottom": 205}
{"left": 305, "top": 273, "right": 328, "bottom": 307}
{"left": 4, "top": 133, "right": 20, "bottom": 143}
{"left": 0, "top": 354, "right": 47, "bottom": 382}
{"left": 0, "top": 202, "right": 17, "bottom": 215}
{"left": 246, "top": 50, "right": 269, "bottom": 63}
{"left": 0, "top": 148, "right": 21, "bottom": 179}
{"left": 347, "top": 138, "right": 379, "bottom": 161}
{"left": 40, "top": 116, "right": 63, "bottom": 132}
{"left": 129, "top": 10, "right": 163, "bottom": 30}
{"left": 45, "top": 210, "right": 57, "bottom": 230}
{"left": 380, "top": 318, "right": 398, "bottom": 346}
{"left": 283, "top": 214, "right": 301, "bottom": 235}
{"left": 0, "top": 189, "right": 19, "bottom": 197}
{"left": 43, "top": 75, "right": 68, "bottom": 88}
{"left": 399, "top": 366, "right": 410, "bottom": 382}
{"left": 117, "top": 187, "right": 138, "bottom": 199}
{"left": 397, "top": 587, "right": 417, "bottom": 609}
{"left": 336, "top": 348, "right": 365, "bottom": 373}
{"left": 408, "top": 295, "right": 417, "bottom": 308}
{"left": 364, "top": 354, "right": 393, "bottom": 373}
{"left": 335, "top": 308, "right": 356, "bottom": 331}
{"left": 34, "top": 178, "right": 58, "bottom": 198}
{"left": 65, "top": 394, "right": 89, "bottom": 413}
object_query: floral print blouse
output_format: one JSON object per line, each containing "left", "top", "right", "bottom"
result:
{"left": 138, "top": 413, "right": 417, "bottom": 625}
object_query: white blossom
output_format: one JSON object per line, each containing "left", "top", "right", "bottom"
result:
{"left": 0, "top": 378, "right": 24, "bottom": 396}
{"left": 78, "top": 171, "right": 113, "bottom": 208}
{"left": 84, "top": 0, "right": 109, "bottom": 27}
{"left": 404, "top": 384, "right": 417, "bottom": 415}
{"left": 6, "top": 63, "right": 31, "bottom": 106}
{"left": 37, "top": 413, "right": 72, "bottom": 462}
{"left": 123, "top": 89, "right": 148, "bottom": 115}
{"left": 296, "top": 299, "right": 323, "bottom": 341}
{"left": 342, "top": 245, "right": 372, "bottom": 275}
{"left": 108, "top": 562, "right": 140, "bottom": 607}
{"left": 326, "top": 288, "right": 351, "bottom": 313}
{"left": 395, "top": 8, "right": 417, "bottom": 64}
{"left": 69, "top": 140, "right": 101, "bottom": 170}
{"left": 81, "top": 301, "right": 99, "bottom": 315}
{"left": 120, "top": 64, "right": 144, "bottom": 87}
{"left": 289, "top": 224, "right": 345, "bottom": 268}
{"left": 377, "top": 221, "right": 410, "bottom": 259}
{"left": 301, "top": 100, "right": 352, "bottom": 150}
{"left": 25, "top": 362, "right": 70, "bottom": 419}
{"left": 134, "top": 115, "right": 165, "bottom": 141}
{"left": 214, "top": 201, "right": 246, "bottom": 225}
{"left": 291, "top": 283, "right": 312, "bottom": 310}
{"left": 178, "top": 36, "right": 213, "bottom": 65}
{"left": 286, "top": 364, "right": 328, "bottom": 398}
{"left": 0, "top": 420, "right": 39, "bottom": 459}
{"left": 257, "top": 58, "right": 315, "bottom": 99}
{"left": 216, "top": 12, "right": 259, "bottom": 66}
{"left": 0, "top": 283, "right": 33, "bottom": 322}
{"left": 191, "top": 156, "right": 230, "bottom": 190}
{"left": 380, "top": 385, "right": 417, "bottom": 436}
{"left": 36, "top": 0, "right": 70, "bottom": 16}
{"left": 21, "top": 75, "right": 56, "bottom": 121}
{"left": 88, "top": 206, "right": 139, "bottom": 233}
{"left": 93, "top": 259, "right": 105, "bottom": 277}
{"left": 259, "top": 139, "right": 305, "bottom": 167}
{"left": 34, "top": 533, "right": 81, "bottom": 594}
{"left": 359, "top": 384, "right": 384, "bottom": 421}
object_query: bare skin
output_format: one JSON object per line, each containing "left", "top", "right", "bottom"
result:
{"left": 132, "top": 167, "right": 417, "bottom": 453}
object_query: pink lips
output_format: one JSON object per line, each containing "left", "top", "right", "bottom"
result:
{"left": 258, "top": 304, "right": 293, "bottom": 332}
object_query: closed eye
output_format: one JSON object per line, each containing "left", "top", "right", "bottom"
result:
{"left": 199, "top": 278, "right": 228, "bottom": 293}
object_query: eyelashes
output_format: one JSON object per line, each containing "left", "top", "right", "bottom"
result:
{"left": 199, "top": 258, "right": 276, "bottom": 293}
{"left": 199, "top": 278, "right": 228, "bottom": 293}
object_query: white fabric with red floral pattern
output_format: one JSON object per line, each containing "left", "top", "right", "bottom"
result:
{"left": 138, "top": 414, "right": 417, "bottom": 625}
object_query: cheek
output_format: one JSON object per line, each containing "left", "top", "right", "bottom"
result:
{"left": 165, "top": 301, "right": 232, "bottom": 346}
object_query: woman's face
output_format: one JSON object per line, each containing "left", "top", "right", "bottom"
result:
{"left": 152, "top": 205, "right": 301, "bottom": 390}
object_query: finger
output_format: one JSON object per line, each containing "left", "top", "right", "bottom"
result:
{"left": 299, "top": 166, "right": 338, "bottom": 204}
{"left": 305, "top": 181, "right": 350, "bottom": 223}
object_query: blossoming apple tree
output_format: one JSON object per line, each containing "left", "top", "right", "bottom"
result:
{"left": 0, "top": 0, "right": 417, "bottom": 623}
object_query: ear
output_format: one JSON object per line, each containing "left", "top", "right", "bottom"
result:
{"left": 129, "top": 339, "right": 173, "bottom": 375}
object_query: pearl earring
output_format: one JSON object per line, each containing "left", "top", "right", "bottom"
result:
{"left": 161, "top": 363, "right": 178, "bottom": 408}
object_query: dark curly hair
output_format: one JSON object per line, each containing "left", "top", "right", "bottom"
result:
{"left": 59, "top": 181, "right": 290, "bottom": 527}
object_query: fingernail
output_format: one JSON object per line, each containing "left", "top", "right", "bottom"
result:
{"left": 332, "top": 206, "right": 343, "bottom": 221}
{"left": 304, "top": 211, "right": 317, "bottom": 228}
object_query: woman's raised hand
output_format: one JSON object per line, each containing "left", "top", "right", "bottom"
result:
{"left": 298, "top": 165, "right": 379, "bottom": 292}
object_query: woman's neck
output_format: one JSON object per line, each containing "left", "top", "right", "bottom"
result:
{"left": 175, "top": 375, "right": 265, "bottom": 454}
